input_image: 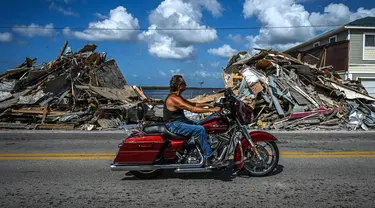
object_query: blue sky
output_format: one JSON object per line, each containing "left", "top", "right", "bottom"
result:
{"left": 0, "top": 0, "right": 374, "bottom": 87}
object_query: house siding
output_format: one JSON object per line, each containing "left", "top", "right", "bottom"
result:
{"left": 349, "top": 65, "right": 375, "bottom": 74}
{"left": 299, "top": 31, "right": 348, "bottom": 51}
{"left": 352, "top": 73, "right": 375, "bottom": 80}
{"left": 351, "top": 73, "right": 375, "bottom": 97}
{"left": 349, "top": 29, "right": 375, "bottom": 64}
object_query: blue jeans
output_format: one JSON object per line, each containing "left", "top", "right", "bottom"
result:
{"left": 165, "top": 120, "right": 212, "bottom": 159}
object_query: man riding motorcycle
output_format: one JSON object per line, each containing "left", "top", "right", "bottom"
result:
{"left": 163, "top": 75, "right": 221, "bottom": 166}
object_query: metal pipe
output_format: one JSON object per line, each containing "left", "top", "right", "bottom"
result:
{"left": 234, "top": 140, "right": 245, "bottom": 165}
{"left": 174, "top": 168, "right": 212, "bottom": 173}
{"left": 217, "top": 146, "right": 228, "bottom": 161}
{"left": 110, "top": 164, "right": 156, "bottom": 171}
{"left": 110, "top": 161, "right": 205, "bottom": 171}
{"left": 111, "top": 146, "right": 205, "bottom": 171}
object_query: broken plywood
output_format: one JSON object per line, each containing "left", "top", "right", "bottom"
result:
{"left": 89, "top": 85, "right": 137, "bottom": 104}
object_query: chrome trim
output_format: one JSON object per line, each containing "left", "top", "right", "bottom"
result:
{"left": 110, "top": 146, "right": 205, "bottom": 171}
{"left": 235, "top": 140, "right": 245, "bottom": 165}
{"left": 174, "top": 168, "right": 212, "bottom": 173}
{"left": 118, "top": 141, "right": 123, "bottom": 148}
{"left": 218, "top": 146, "right": 228, "bottom": 161}
{"left": 110, "top": 164, "right": 156, "bottom": 171}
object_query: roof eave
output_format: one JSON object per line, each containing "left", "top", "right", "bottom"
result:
{"left": 283, "top": 26, "right": 346, "bottom": 53}
{"left": 344, "top": 26, "right": 375, "bottom": 29}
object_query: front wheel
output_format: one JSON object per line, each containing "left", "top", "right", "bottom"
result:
{"left": 242, "top": 141, "right": 279, "bottom": 177}
{"left": 130, "top": 170, "right": 163, "bottom": 179}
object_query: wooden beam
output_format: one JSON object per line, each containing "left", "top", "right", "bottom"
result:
{"left": 11, "top": 109, "right": 66, "bottom": 115}
{"left": 58, "top": 41, "right": 68, "bottom": 59}
{"left": 133, "top": 86, "right": 148, "bottom": 100}
{"left": 41, "top": 106, "right": 49, "bottom": 124}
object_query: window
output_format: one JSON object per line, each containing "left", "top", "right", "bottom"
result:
{"left": 313, "top": 42, "right": 320, "bottom": 48}
{"left": 365, "top": 34, "right": 375, "bottom": 47}
{"left": 329, "top": 35, "right": 337, "bottom": 43}
{"left": 363, "top": 33, "right": 375, "bottom": 60}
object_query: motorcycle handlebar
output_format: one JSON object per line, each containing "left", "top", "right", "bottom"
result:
{"left": 213, "top": 88, "right": 236, "bottom": 116}
{"left": 213, "top": 102, "right": 224, "bottom": 108}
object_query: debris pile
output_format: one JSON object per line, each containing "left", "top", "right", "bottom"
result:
{"left": 0, "top": 41, "right": 160, "bottom": 130}
{"left": 192, "top": 49, "right": 375, "bottom": 131}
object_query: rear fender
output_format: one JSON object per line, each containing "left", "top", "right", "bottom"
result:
{"left": 242, "top": 131, "right": 277, "bottom": 149}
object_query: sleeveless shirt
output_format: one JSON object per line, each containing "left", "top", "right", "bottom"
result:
{"left": 163, "top": 94, "right": 187, "bottom": 122}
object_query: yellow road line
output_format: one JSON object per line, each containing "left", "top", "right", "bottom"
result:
{"left": 0, "top": 153, "right": 115, "bottom": 157}
{"left": 281, "top": 151, "right": 375, "bottom": 155}
{"left": 0, "top": 152, "right": 374, "bottom": 160}
{"left": 0, "top": 157, "right": 114, "bottom": 160}
{"left": 282, "top": 155, "right": 375, "bottom": 158}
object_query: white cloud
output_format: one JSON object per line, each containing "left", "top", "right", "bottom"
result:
{"left": 190, "top": 0, "right": 223, "bottom": 17}
{"left": 246, "top": 36, "right": 301, "bottom": 53}
{"left": 243, "top": 0, "right": 315, "bottom": 52}
{"left": 208, "top": 44, "right": 238, "bottom": 58}
{"left": 94, "top": 12, "right": 108, "bottom": 19}
{"left": 190, "top": 70, "right": 221, "bottom": 79}
{"left": 139, "top": 0, "right": 219, "bottom": 60}
{"left": 63, "top": 6, "right": 140, "bottom": 41}
{"left": 243, "top": 0, "right": 375, "bottom": 52}
{"left": 49, "top": 2, "right": 79, "bottom": 16}
{"left": 310, "top": 3, "right": 375, "bottom": 29}
{"left": 0, "top": 32, "right": 12, "bottom": 42}
{"left": 227, "top": 34, "right": 243, "bottom": 44}
{"left": 132, "top": 74, "right": 138, "bottom": 78}
{"left": 159, "top": 71, "right": 167, "bottom": 76}
{"left": 210, "top": 61, "right": 220, "bottom": 68}
{"left": 170, "top": 69, "right": 182, "bottom": 75}
{"left": 12, "top": 23, "right": 57, "bottom": 38}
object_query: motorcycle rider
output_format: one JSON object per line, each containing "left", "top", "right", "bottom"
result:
{"left": 163, "top": 75, "right": 221, "bottom": 166}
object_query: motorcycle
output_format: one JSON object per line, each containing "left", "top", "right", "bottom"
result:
{"left": 110, "top": 87, "right": 279, "bottom": 179}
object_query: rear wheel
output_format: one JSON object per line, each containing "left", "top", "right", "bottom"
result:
{"left": 130, "top": 170, "right": 163, "bottom": 179}
{"left": 243, "top": 141, "right": 279, "bottom": 177}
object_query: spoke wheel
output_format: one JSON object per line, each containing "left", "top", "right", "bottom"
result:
{"left": 243, "top": 141, "right": 279, "bottom": 177}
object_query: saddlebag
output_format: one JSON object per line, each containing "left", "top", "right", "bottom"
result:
{"left": 113, "top": 133, "right": 167, "bottom": 165}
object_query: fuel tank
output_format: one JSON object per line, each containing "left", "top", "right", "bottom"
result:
{"left": 200, "top": 113, "right": 229, "bottom": 134}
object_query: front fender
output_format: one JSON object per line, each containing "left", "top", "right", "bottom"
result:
{"left": 241, "top": 130, "right": 277, "bottom": 149}
{"left": 249, "top": 131, "right": 277, "bottom": 143}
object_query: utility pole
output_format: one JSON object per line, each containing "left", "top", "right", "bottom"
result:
{"left": 199, "top": 81, "right": 204, "bottom": 94}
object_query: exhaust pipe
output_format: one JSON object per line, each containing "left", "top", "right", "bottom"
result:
{"left": 110, "top": 162, "right": 205, "bottom": 171}
{"left": 111, "top": 147, "right": 205, "bottom": 171}
{"left": 174, "top": 168, "right": 212, "bottom": 173}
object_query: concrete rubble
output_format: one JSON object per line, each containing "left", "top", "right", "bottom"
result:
{"left": 1, "top": 41, "right": 374, "bottom": 132}
{"left": 191, "top": 49, "right": 375, "bottom": 131}
{"left": 0, "top": 41, "right": 162, "bottom": 130}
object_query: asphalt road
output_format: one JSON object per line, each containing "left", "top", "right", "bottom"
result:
{"left": 1, "top": 131, "right": 375, "bottom": 208}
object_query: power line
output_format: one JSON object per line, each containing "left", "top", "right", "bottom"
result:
{"left": 1, "top": 24, "right": 341, "bottom": 31}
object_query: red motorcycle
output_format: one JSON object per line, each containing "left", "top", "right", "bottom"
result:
{"left": 110, "top": 88, "right": 279, "bottom": 179}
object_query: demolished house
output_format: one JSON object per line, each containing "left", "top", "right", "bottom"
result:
{"left": 1, "top": 40, "right": 375, "bottom": 131}
{"left": 191, "top": 49, "right": 375, "bottom": 131}
{"left": 0, "top": 41, "right": 163, "bottom": 130}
